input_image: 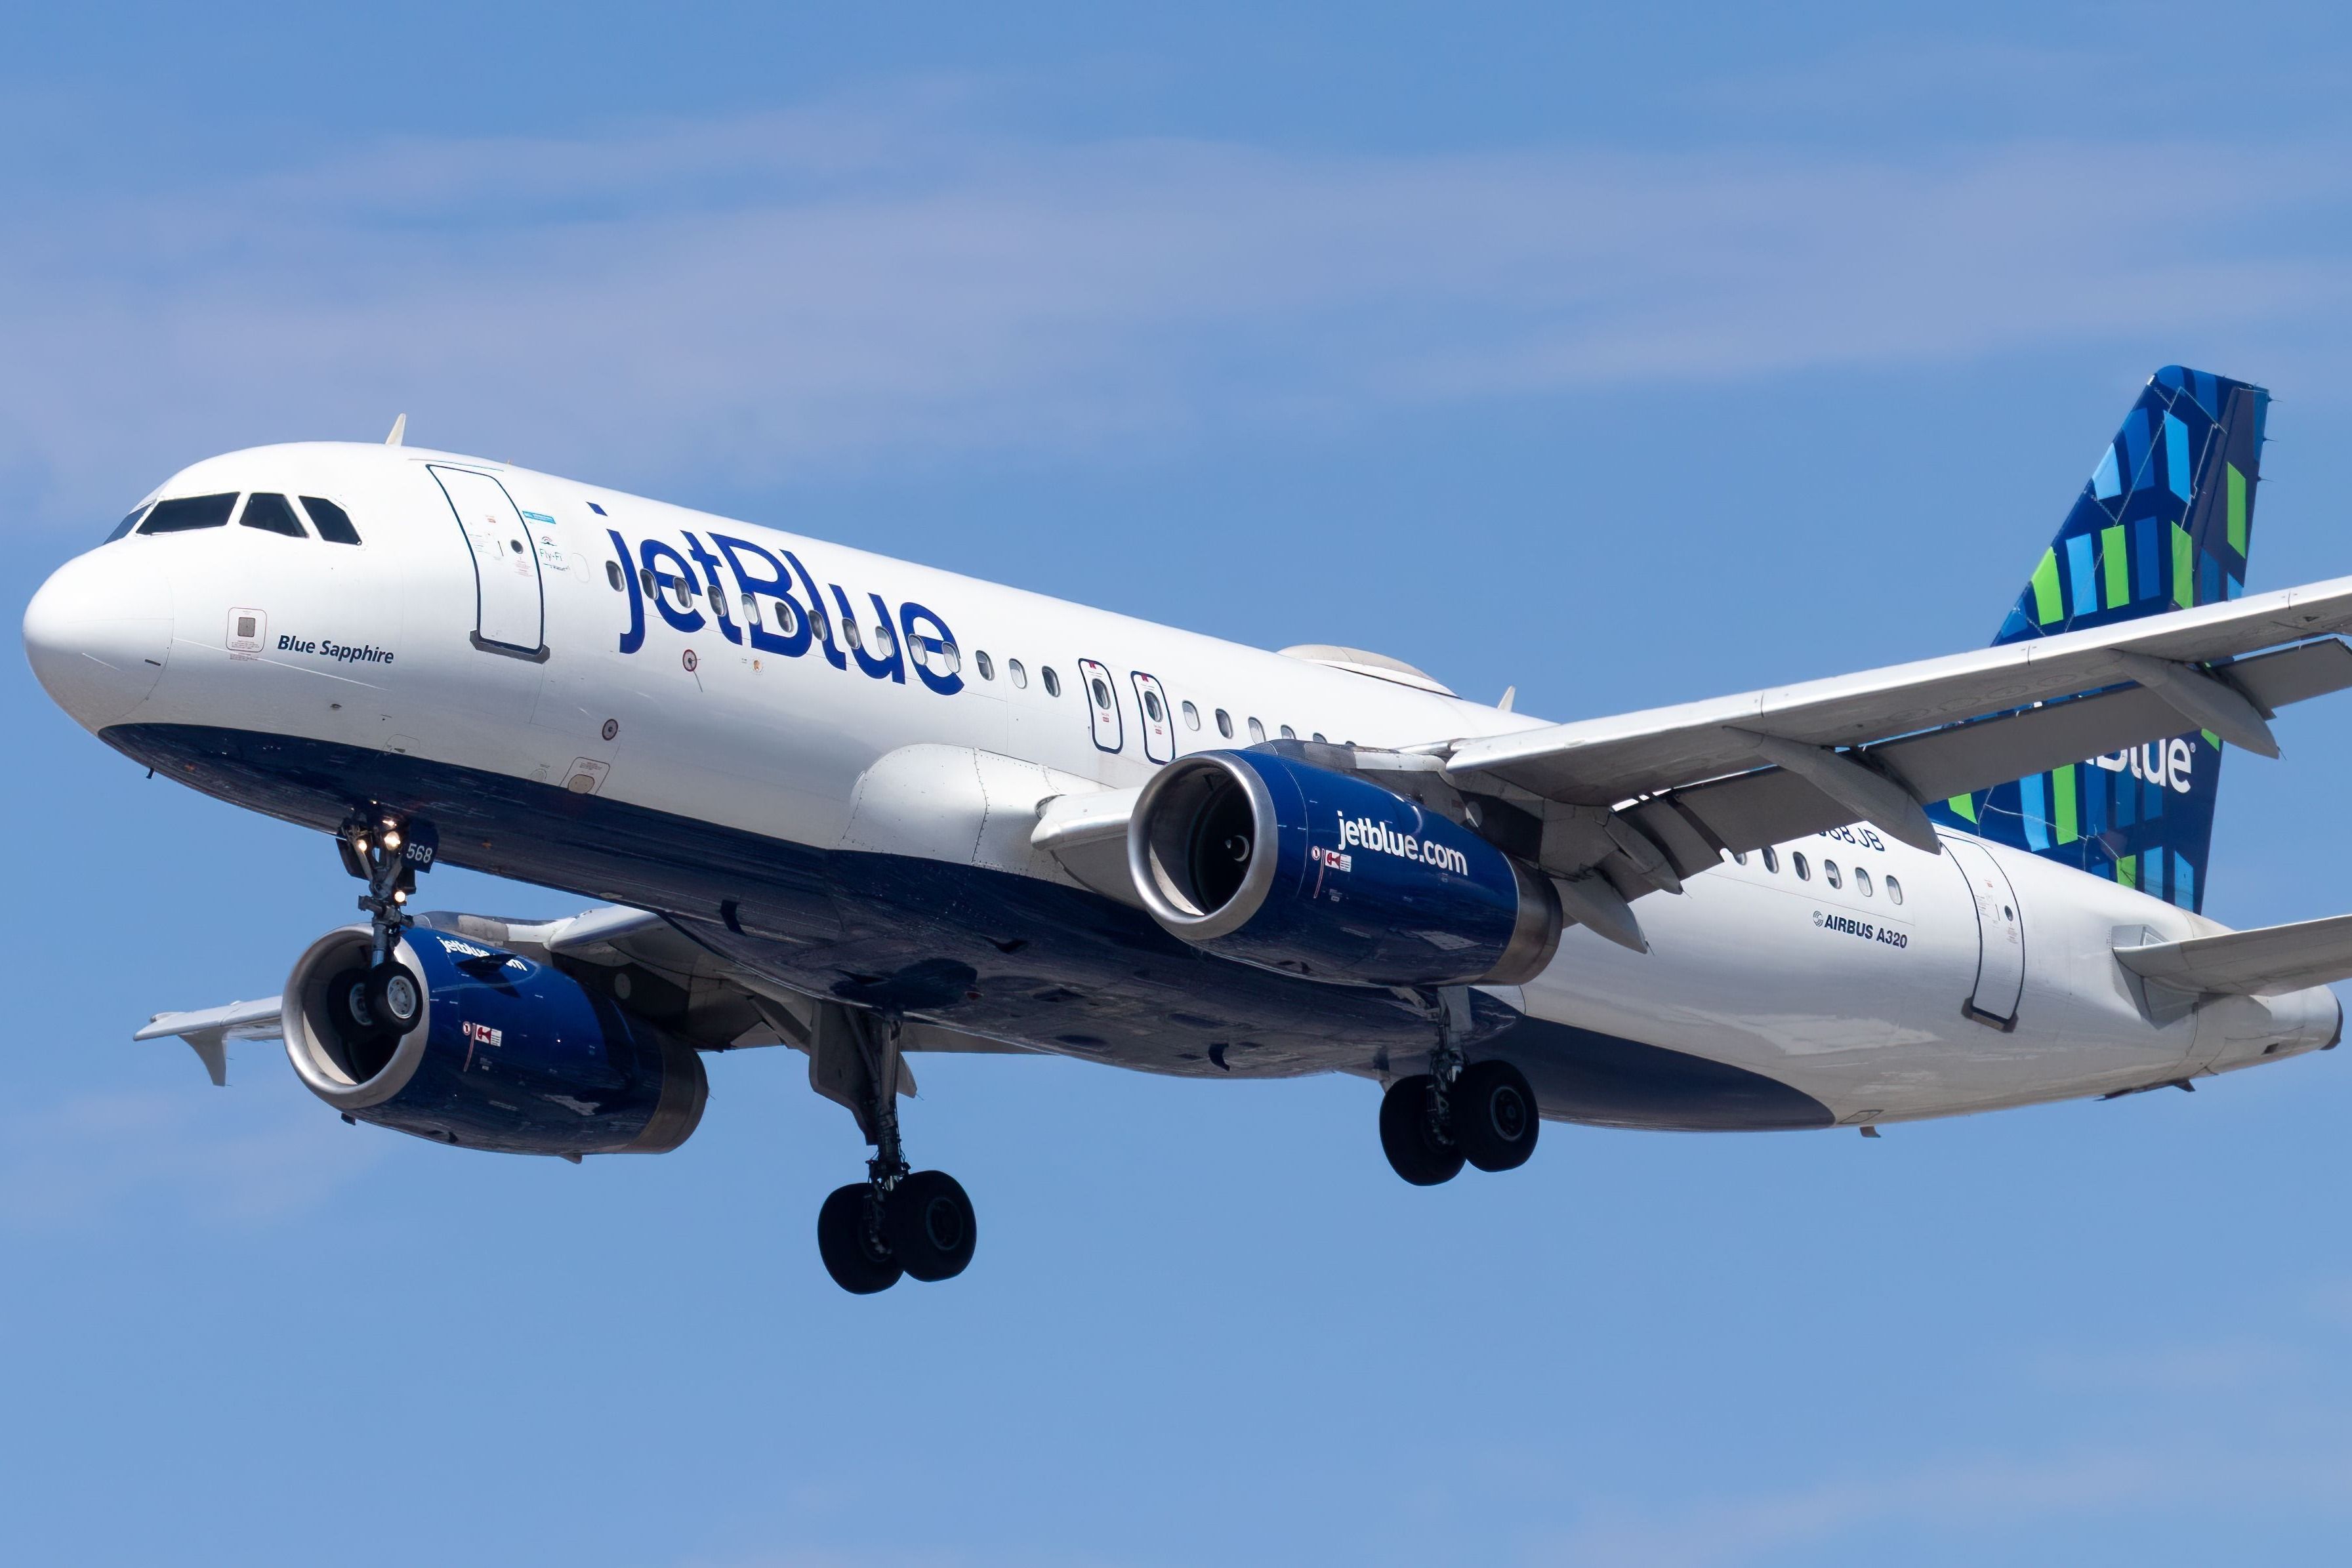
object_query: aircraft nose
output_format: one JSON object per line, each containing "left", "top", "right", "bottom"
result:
{"left": 22, "top": 546, "right": 173, "bottom": 731}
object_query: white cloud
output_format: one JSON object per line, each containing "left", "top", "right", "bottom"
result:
{"left": 3, "top": 94, "right": 2347, "bottom": 524}
{"left": 0, "top": 1075, "right": 383, "bottom": 1229}
{"left": 1543, "top": 1443, "right": 2352, "bottom": 1567}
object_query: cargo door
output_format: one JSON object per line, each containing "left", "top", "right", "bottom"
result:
{"left": 1130, "top": 671, "right": 1174, "bottom": 763}
{"left": 1943, "top": 835, "right": 2025, "bottom": 1028}
{"left": 432, "top": 465, "right": 546, "bottom": 659}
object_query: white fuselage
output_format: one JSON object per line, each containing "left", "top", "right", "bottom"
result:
{"left": 24, "top": 442, "right": 2340, "bottom": 1127}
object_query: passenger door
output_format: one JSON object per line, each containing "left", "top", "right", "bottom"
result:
{"left": 1130, "top": 671, "right": 1174, "bottom": 763}
{"left": 1943, "top": 835, "right": 2025, "bottom": 1028}
{"left": 432, "top": 465, "right": 546, "bottom": 659}
{"left": 1077, "top": 657, "right": 1124, "bottom": 753}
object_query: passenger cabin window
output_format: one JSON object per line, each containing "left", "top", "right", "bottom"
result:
{"left": 872, "top": 622, "right": 896, "bottom": 656}
{"left": 1792, "top": 852, "right": 1810, "bottom": 880}
{"left": 299, "top": 497, "right": 362, "bottom": 545}
{"left": 810, "top": 605, "right": 831, "bottom": 643}
{"left": 239, "top": 493, "right": 307, "bottom": 537}
{"left": 741, "top": 593, "right": 762, "bottom": 627}
{"left": 1009, "top": 659, "right": 1028, "bottom": 689}
{"left": 1215, "top": 709, "right": 1234, "bottom": 738}
{"left": 106, "top": 506, "right": 150, "bottom": 542}
{"left": 606, "top": 562, "right": 624, "bottom": 591}
{"left": 1731, "top": 850, "right": 1748, "bottom": 865}
{"left": 1144, "top": 690, "right": 1165, "bottom": 722}
{"left": 1042, "top": 667, "right": 1062, "bottom": 697}
{"left": 1182, "top": 700, "right": 1201, "bottom": 730}
{"left": 1824, "top": 860, "right": 1842, "bottom": 890}
{"left": 1279, "top": 724, "right": 1296, "bottom": 739}
{"left": 774, "top": 600, "right": 800, "bottom": 636}
{"left": 1762, "top": 846, "right": 1779, "bottom": 873}
{"left": 1886, "top": 876, "right": 1904, "bottom": 905}
{"left": 975, "top": 650, "right": 995, "bottom": 681}
{"left": 1311, "top": 732, "right": 1327, "bottom": 743}
{"left": 138, "top": 493, "right": 237, "bottom": 533}
{"left": 1090, "top": 674, "right": 1113, "bottom": 710}
{"left": 1247, "top": 717, "right": 1267, "bottom": 743}
{"left": 840, "top": 614, "right": 861, "bottom": 649}
{"left": 1855, "top": 867, "right": 1874, "bottom": 897}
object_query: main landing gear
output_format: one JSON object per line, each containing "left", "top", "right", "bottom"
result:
{"left": 1378, "top": 986, "right": 1540, "bottom": 1186}
{"left": 325, "top": 807, "right": 437, "bottom": 1071}
{"left": 806, "top": 1006, "right": 977, "bottom": 1295}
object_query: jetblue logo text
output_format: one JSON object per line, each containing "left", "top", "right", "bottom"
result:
{"left": 2087, "top": 739, "right": 2194, "bottom": 794}
{"left": 607, "top": 529, "right": 962, "bottom": 697}
{"left": 1335, "top": 814, "right": 1471, "bottom": 876}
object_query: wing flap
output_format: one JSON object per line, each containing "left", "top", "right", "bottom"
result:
{"left": 2116, "top": 913, "right": 2352, "bottom": 995}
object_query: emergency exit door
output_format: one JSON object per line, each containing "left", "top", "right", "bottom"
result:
{"left": 432, "top": 465, "right": 546, "bottom": 659}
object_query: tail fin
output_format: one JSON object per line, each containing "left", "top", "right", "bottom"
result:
{"left": 1926, "top": 366, "right": 2269, "bottom": 913}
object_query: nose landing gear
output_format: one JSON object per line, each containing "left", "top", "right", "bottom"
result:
{"left": 802, "top": 1004, "right": 979, "bottom": 1295}
{"left": 1378, "top": 987, "right": 1540, "bottom": 1186}
{"left": 331, "top": 808, "right": 436, "bottom": 1065}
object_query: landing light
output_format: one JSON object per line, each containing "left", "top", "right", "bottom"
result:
{"left": 383, "top": 831, "right": 402, "bottom": 850}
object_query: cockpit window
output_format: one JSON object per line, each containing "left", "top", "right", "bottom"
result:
{"left": 299, "top": 496, "right": 362, "bottom": 546}
{"left": 138, "top": 493, "right": 238, "bottom": 533}
{"left": 104, "top": 506, "right": 150, "bottom": 543}
{"left": 239, "top": 493, "right": 308, "bottom": 538}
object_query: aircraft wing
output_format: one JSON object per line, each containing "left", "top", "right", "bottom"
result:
{"left": 135, "top": 996, "right": 286, "bottom": 1086}
{"left": 133, "top": 905, "right": 1032, "bottom": 1084}
{"left": 1441, "top": 576, "right": 2352, "bottom": 886}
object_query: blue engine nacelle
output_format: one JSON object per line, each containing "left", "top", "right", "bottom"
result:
{"left": 1126, "top": 750, "right": 1560, "bottom": 987}
{"left": 281, "top": 924, "right": 707, "bottom": 1156}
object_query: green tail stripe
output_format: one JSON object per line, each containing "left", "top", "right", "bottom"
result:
{"left": 2053, "top": 764, "right": 2078, "bottom": 845}
{"left": 2031, "top": 548, "right": 2063, "bottom": 624}
{"left": 2118, "top": 853, "right": 2137, "bottom": 890}
{"left": 2228, "top": 463, "right": 2248, "bottom": 556}
{"left": 2101, "top": 524, "right": 2129, "bottom": 608}
{"left": 2172, "top": 523, "right": 2194, "bottom": 608}
{"left": 1947, "top": 793, "right": 1977, "bottom": 823}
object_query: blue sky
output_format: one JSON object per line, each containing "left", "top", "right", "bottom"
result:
{"left": 10, "top": 5, "right": 2352, "bottom": 1563}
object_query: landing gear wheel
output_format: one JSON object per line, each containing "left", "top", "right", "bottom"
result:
{"left": 325, "top": 966, "right": 398, "bottom": 1079}
{"left": 1453, "top": 1060, "right": 1540, "bottom": 1172}
{"left": 887, "top": 1170, "right": 978, "bottom": 1282}
{"left": 363, "top": 961, "right": 424, "bottom": 1036}
{"left": 817, "top": 1183, "right": 902, "bottom": 1294}
{"left": 1379, "top": 1074, "right": 1464, "bottom": 1186}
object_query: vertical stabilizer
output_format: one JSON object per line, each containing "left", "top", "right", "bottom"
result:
{"left": 1925, "top": 367, "right": 2268, "bottom": 913}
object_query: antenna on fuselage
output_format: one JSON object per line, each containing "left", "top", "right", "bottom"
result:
{"left": 384, "top": 413, "right": 407, "bottom": 447}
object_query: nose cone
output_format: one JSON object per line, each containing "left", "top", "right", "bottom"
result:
{"left": 23, "top": 547, "right": 173, "bottom": 731}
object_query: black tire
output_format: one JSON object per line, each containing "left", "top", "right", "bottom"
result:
{"left": 886, "top": 1170, "right": 978, "bottom": 1282}
{"left": 1454, "top": 1059, "right": 1540, "bottom": 1172}
{"left": 1379, "top": 1075, "right": 1464, "bottom": 1186}
{"left": 364, "top": 961, "right": 424, "bottom": 1035}
{"left": 325, "top": 966, "right": 397, "bottom": 1079}
{"left": 817, "top": 1183, "right": 902, "bottom": 1294}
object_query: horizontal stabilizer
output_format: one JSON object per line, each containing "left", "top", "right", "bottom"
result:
{"left": 2115, "top": 915, "right": 2352, "bottom": 996}
{"left": 134, "top": 996, "right": 286, "bottom": 1086}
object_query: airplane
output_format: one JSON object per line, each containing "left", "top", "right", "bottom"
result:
{"left": 23, "top": 365, "right": 2352, "bottom": 1294}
